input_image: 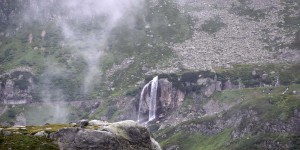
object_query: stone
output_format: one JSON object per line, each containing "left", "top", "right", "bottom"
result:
{"left": 262, "top": 74, "right": 268, "bottom": 80}
{"left": 215, "top": 81, "right": 222, "bottom": 91}
{"left": 45, "top": 128, "right": 52, "bottom": 131}
{"left": 252, "top": 70, "right": 257, "bottom": 76}
{"left": 69, "top": 123, "right": 77, "bottom": 127}
{"left": 89, "top": 120, "right": 105, "bottom": 126}
{"left": 3, "top": 131, "right": 12, "bottom": 136}
{"left": 197, "top": 78, "right": 208, "bottom": 86}
{"left": 92, "top": 102, "right": 100, "bottom": 109}
{"left": 224, "top": 80, "right": 233, "bottom": 90}
{"left": 204, "top": 83, "right": 216, "bottom": 97}
{"left": 14, "top": 132, "right": 22, "bottom": 135}
{"left": 159, "top": 79, "right": 173, "bottom": 108}
{"left": 15, "top": 113, "right": 26, "bottom": 126}
{"left": 34, "top": 131, "right": 48, "bottom": 137}
{"left": 78, "top": 119, "right": 89, "bottom": 128}
{"left": 51, "top": 120, "right": 161, "bottom": 150}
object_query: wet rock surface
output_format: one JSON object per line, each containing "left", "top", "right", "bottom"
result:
{"left": 50, "top": 120, "right": 161, "bottom": 150}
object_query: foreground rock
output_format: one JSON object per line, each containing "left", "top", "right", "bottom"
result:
{"left": 50, "top": 120, "right": 161, "bottom": 150}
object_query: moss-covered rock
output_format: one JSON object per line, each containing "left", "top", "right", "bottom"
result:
{"left": 50, "top": 120, "right": 161, "bottom": 150}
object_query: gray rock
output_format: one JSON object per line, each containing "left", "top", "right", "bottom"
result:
{"left": 34, "top": 131, "right": 48, "bottom": 137}
{"left": 78, "top": 119, "right": 89, "bottom": 128}
{"left": 3, "top": 131, "right": 12, "bottom": 136}
{"left": 262, "top": 74, "right": 268, "bottom": 80}
{"left": 89, "top": 120, "right": 105, "bottom": 126}
{"left": 215, "top": 81, "right": 222, "bottom": 91}
{"left": 51, "top": 120, "right": 161, "bottom": 150}
{"left": 204, "top": 83, "right": 216, "bottom": 97}
{"left": 166, "top": 145, "right": 180, "bottom": 150}
{"left": 224, "top": 80, "right": 234, "bottom": 90}
{"left": 15, "top": 113, "right": 26, "bottom": 126}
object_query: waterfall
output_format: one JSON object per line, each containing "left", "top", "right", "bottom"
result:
{"left": 137, "top": 82, "right": 150, "bottom": 122}
{"left": 149, "top": 76, "right": 158, "bottom": 121}
{"left": 137, "top": 76, "right": 159, "bottom": 123}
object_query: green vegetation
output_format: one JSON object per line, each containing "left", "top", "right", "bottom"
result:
{"left": 156, "top": 83, "right": 300, "bottom": 149}
{"left": 277, "top": 0, "right": 300, "bottom": 50}
{"left": 0, "top": 124, "right": 73, "bottom": 150}
{"left": 146, "top": 0, "right": 192, "bottom": 42}
{"left": 26, "top": 124, "right": 72, "bottom": 135}
{"left": 226, "top": 133, "right": 293, "bottom": 149}
{"left": 99, "top": 0, "right": 192, "bottom": 98}
{"left": 215, "top": 63, "right": 300, "bottom": 87}
{"left": 0, "top": 134, "right": 59, "bottom": 150}
{"left": 201, "top": 16, "right": 227, "bottom": 34}
{"left": 0, "top": 105, "right": 23, "bottom": 123}
{"left": 0, "top": 0, "right": 194, "bottom": 102}
{"left": 230, "top": 0, "right": 266, "bottom": 21}
{"left": 160, "top": 129, "right": 232, "bottom": 150}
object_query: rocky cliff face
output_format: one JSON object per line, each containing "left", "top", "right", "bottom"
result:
{"left": 141, "top": 64, "right": 296, "bottom": 125}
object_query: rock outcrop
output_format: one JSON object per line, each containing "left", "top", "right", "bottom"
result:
{"left": 50, "top": 120, "right": 161, "bottom": 150}
{"left": 0, "top": 68, "right": 34, "bottom": 104}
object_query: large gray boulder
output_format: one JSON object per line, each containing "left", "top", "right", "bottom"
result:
{"left": 50, "top": 120, "right": 161, "bottom": 150}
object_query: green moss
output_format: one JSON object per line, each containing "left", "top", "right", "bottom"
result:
{"left": 201, "top": 16, "right": 227, "bottom": 34}
{"left": 215, "top": 63, "right": 300, "bottom": 87}
{"left": 26, "top": 124, "right": 71, "bottom": 134}
{"left": 0, "top": 134, "right": 59, "bottom": 150}
{"left": 160, "top": 129, "right": 232, "bottom": 150}
{"left": 226, "top": 133, "right": 291, "bottom": 149}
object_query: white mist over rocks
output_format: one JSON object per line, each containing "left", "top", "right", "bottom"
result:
{"left": 57, "top": 0, "right": 144, "bottom": 94}
{"left": 22, "top": 0, "right": 145, "bottom": 123}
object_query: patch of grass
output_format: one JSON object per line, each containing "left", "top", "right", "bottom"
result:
{"left": 146, "top": 0, "right": 192, "bottom": 42}
{"left": 26, "top": 124, "right": 71, "bottom": 135}
{"left": 0, "top": 134, "right": 59, "bottom": 150}
{"left": 230, "top": 0, "right": 266, "bottom": 21}
{"left": 226, "top": 133, "right": 291, "bottom": 149}
{"left": 201, "top": 16, "right": 227, "bottom": 34}
{"left": 0, "top": 105, "right": 24, "bottom": 123}
{"left": 160, "top": 129, "right": 232, "bottom": 150}
{"left": 212, "top": 88, "right": 260, "bottom": 103}
{"left": 215, "top": 63, "right": 300, "bottom": 87}
{"left": 157, "top": 84, "right": 300, "bottom": 149}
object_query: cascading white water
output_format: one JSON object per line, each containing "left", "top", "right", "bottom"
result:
{"left": 149, "top": 76, "right": 158, "bottom": 121}
{"left": 137, "top": 82, "right": 150, "bottom": 122}
{"left": 137, "top": 76, "right": 159, "bottom": 123}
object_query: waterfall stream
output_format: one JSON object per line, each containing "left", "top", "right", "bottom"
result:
{"left": 137, "top": 76, "right": 159, "bottom": 123}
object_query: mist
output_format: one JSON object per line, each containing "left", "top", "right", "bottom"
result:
{"left": 22, "top": 0, "right": 145, "bottom": 122}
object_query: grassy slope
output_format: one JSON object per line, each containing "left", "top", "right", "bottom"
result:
{"left": 157, "top": 84, "right": 300, "bottom": 149}
{"left": 0, "top": 134, "right": 59, "bottom": 150}
{"left": 0, "top": 124, "right": 69, "bottom": 150}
